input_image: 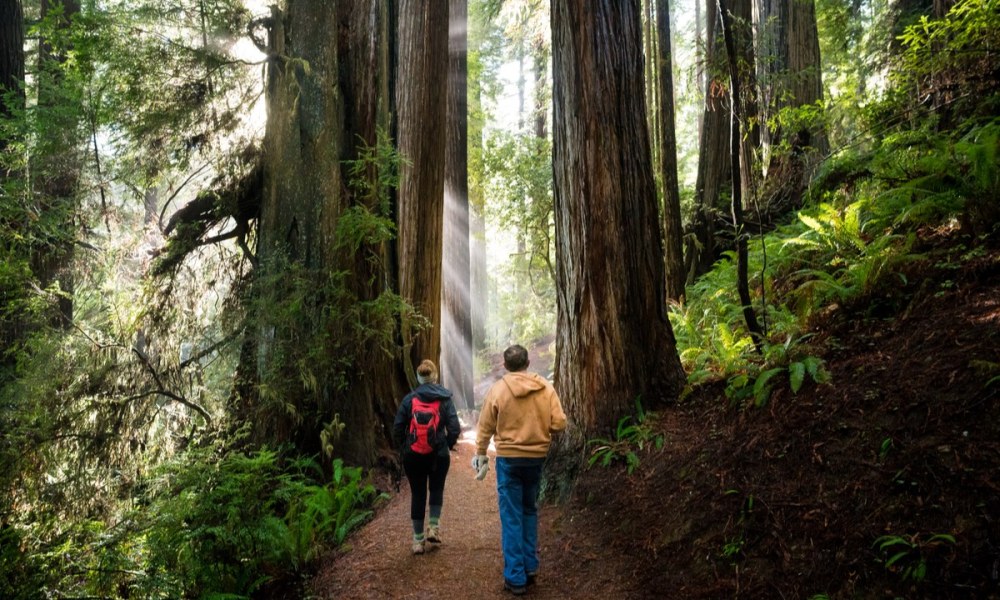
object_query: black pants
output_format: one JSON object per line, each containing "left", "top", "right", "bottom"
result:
{"left": 403, "top": 451, "right": 450, "bottom": 520}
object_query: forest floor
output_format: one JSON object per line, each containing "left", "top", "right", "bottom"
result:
{"left": 310, "top": 230, "right": 1000, "bottom": 599}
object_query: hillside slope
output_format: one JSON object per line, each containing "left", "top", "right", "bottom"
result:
{"left": 542, "top": 236, "right": 1000, "bottom": 598}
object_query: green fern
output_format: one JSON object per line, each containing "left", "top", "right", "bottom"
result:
{"left": 752, "top": 367, "right": 785, "bottom": 407}
{"left": 586, "top": 402, "right": 664, "bottom": 475}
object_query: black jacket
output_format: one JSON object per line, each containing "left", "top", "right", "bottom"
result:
{"left": 392, "top": 383, "right": 461, "bottom": 457}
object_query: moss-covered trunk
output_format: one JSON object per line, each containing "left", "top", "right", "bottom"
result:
{"left": 244, "top": 0, "right": 409, "bottom": 466}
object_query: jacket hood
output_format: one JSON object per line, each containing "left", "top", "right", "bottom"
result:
{"left": 413, "top": 383, "right": 452, "bottom": 400}
{"left": 502, "top": 371, "right": 547, "bottom": 398}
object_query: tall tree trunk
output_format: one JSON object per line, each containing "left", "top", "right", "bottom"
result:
{"left": 468, "top": 2, "right": 488, "bottom": 356}
{"left": 0, "top": 0, "right": 25, "bottom": 372}
{"left": 33, "top": 0, "right": 82, "bottom": 330}
{"left": 0, "top": 0, "right": 23, "bottom": 154}
{"left": 696, "top": 0, "right": 704, "bottom": 105}
{"left": 552, "top": 0, "right": 686, "bottom": 447}
{"left": 719, "top": 0, "right": 764, "bottom": 351}
{"left": 338, "top": 0, "right": 411, "bottom": 461}
{"left": 514, "top": 34, "right": 527, "bottom": 272}
{"left": 246, "top": 1, "right": 408, "bottom": 466}
{"left": 255, "top": 2, "right": 349, "bottom": 453}
{"left": 532, "top": 36, "right": 547, "bottom": 140}
{"left": 649, "top": 1, "right": 661, "bottom": 182}
{"left": 755, "top": 0, "right": 825, "bottom": 219}
{"left": 687, "top": 1, "right": 731, "bottom": 284}
{"left": 643, "top": 0, "right": 658, "bottom": 176}
{"left": 442, "top": 0, "right": 474, "bottom": 412}
{"left": 469, "top": 204, "right": 487, "bottom": 353}
{"left": 396, "top": 0, "right": 449, "bottom": 371}
{"left": 655, "top": 0, "right": 684, "bottom": 301}
{"left": 728, "top": 0, "right": 760, "bottom": 212}
{"left": 531, "top": 35, "right": 554, "bottom": 285}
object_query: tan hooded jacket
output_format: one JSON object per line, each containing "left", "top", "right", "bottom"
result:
{"left": 475, "top": 371, "right": 567, "bottom": 458}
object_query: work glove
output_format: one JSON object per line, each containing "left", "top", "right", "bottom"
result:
{"left": 471, "top": 454, "right": 490, "bottom": 480}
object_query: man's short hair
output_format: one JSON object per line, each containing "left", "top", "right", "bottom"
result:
{"left": 503, "top": 344, "right": 529, "bottom": 372}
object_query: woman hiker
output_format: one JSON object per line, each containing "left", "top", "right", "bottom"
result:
{"left": 392, "top": 359, "right": 462, "bottom": 554}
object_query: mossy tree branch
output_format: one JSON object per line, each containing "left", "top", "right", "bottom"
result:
{"left": 153, "top": 150, "right": 263, "bottom": 276}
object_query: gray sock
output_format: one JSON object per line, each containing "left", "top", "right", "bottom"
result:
{"left": 412, "top": 519, "right": 424, "bottom": 537}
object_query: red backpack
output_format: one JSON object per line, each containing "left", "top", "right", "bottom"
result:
{"left": 407, "top": 397, "right": 441, "bottom": 454}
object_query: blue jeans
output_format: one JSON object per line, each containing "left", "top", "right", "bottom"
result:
{"left": 495, "top": 456, "right": 544, "bottom": 587}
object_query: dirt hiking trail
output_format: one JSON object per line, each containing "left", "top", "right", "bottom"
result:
{"left": 309, "top": 425, "right": 640, "bottom": 599}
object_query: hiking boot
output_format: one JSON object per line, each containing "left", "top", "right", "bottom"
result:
{"left": 411, "top": 539, "right": 425, "bottom": 554}
{"left": 526, "top": 571, "right": 537, "bottom": 586}
{"left": 503, "top": 581, "right": 527, "bottom": 596}
{"left": 426, "top": 525, "right": 441, "bottom": 543}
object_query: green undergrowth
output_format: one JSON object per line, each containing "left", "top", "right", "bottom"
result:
{"left": 2, "top": 442, "right": 385, "bottom": 599}
{"left": 671, "top": 114, "right": 1000, "bottom": 407}
{"left": 669, "top": 0, "right": 1000, "bottom": 407}
{"left": 586, "top": 399, "right": 664, "bottom": 474}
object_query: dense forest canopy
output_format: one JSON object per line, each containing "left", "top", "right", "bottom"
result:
{"left": 1, "top": 0, "right": 997, "bottom": 597}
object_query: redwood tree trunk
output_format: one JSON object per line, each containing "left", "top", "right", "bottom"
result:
{"left": 756, "top": 0, "right": 825, "bottom": 218}
{"left": 33, "top": 0, "right": 82, "bottom": 330}
{"left": 469, "top": 204, "right": 487, "bottom": 354}
{"left": 728, "top": 0, "right": 760, "bottom": 211}
{"left": 337, "top": 0, "right": 411, "bottom": 459}
{"left": 0, "top": 0, "right": 25, "bottom": 370}
{"left": 643, "top": 0, "right": 658, "bottom": 174}
{"left": 655, "top": 0, "right": 685, "bottom": 301}
{"left": 395, "top": 0, "right": 449, "bottom": 372}
{"left": 255, "top": 2, "right": 348, "bottom": 452}
{"left": 441, "top": 0, "right": 474, "bottom": 412}
{"left": 719, "top": 0, "right": 764, "bottom": 351}
{"left": 756, "top": 0, "right": 824, "bottom": 150}
{"left": 552, "top": 0, "right": 686, "bottom": 444}
{"left": 687, "top": 1, "right": 731, "bottom": 283}
{"left": 0, "top": 0, "right": 23, "bottom": 148}
{"left": 468, "top": 3, "right": 487, "bottom": 356}
{"left": 247, "top": 1, "right": 408, "bottom": 466}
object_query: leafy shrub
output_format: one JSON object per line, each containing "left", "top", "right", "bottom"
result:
{"left": 34, "top": 444, "right": 385, "bottom": 599}
{"left": 725, "top": 353, "right": 830, "bottom": 408}
{"left": 873, "top": 532, "right": 957, "bottom": 583}
{"left": 138, "top": 448, "right": 382, "bottom": 597}
{"left": 0, "top": 525, "right": 44, "bottom": 600}
{"left": 586, "top": 400, "right": 664, "bottom": 475}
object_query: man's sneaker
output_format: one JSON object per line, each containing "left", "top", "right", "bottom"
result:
{"left": 503, "top": 581, "right": 527, "bottom": 596}
{"left": 412, "top": 539, "right": 425, "bottom": 554}
{"left": 526, "top": 571, "right": 537, "bottom": 586}
{"left": 426, "top": 525, "right": 441, "bottom": 543}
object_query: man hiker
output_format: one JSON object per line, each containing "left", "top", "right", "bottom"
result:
{"left": 473, "top": 344, "right": 567, "bottom": 595}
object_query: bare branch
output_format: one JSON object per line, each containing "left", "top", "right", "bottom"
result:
{"left": 178, "top": 330, "right": 240, "bottom": 369}
{"left": 131, "top": 347, "right": 212, "bottom": 424}
{"left": 159, "top": 162, "right": 213, "bottom": 233}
